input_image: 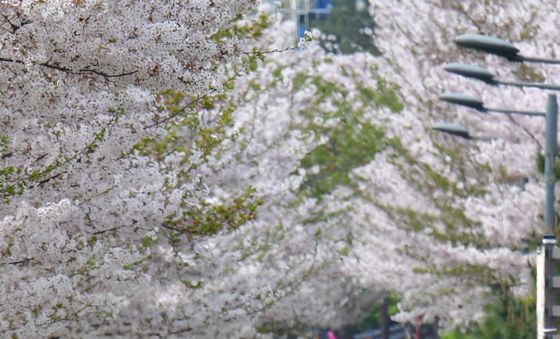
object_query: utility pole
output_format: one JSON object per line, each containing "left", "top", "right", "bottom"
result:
{"left": 537, "top": 95, "right": 560, "bottom": 339}
{"left": 537, "top": 241, "right": 560, "bottom": 339}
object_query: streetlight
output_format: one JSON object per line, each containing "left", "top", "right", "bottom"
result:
{"left": 436, "top": 94, "right": 557, "bottom": 231}
{"left": 444, "top": 63, "right": 560, "bottom": 90}
{"left": 438, "top": 33, "right": 560, "bottom": 339}
{"left": 455, "top": 34, "right": 560, "bottom": 65}
{"left": 442, "top": 68, "right": 558, "bottom": 237}
{"left": 431, "top": 122, "right": 496, "bottom": 142}
{"left": 432, "top": 122, "right": 472, "bottom": 139}
{"left": 440, "top": 92, "right": 546, "bottom": 116}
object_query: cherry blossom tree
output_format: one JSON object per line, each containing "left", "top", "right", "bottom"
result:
{"left": 236, "top": 0, "right": 560, "bottom": 334}
{"left": 338, "top": 0, "right": 560, "bottom": 330}
{"left": 4, "top": 0, "right": 559, "bottom": 337}
{"left": 0, "top": 1, "right": 279, "bottom": 336}
{"left": 0, "top": 1, "right": 383, "bottom": 336}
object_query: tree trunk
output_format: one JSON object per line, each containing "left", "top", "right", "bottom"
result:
{"left": 381, "top": 296, "right": 389, "bottom": 339}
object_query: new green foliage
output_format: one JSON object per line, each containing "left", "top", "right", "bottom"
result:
{"left": 442, "top": 289, "right": 536, "bottom": 339}
{"left": 300, "top": 121, "right": 385, "bottom": 196}
{"left": 357, "top": 293, "right": 401, "bottom": 331}
{"left": 295, "top": 73, "right": 404, "bottom": 198}
{"left": 162, "top": 186, "right": 263, "bottom": 239}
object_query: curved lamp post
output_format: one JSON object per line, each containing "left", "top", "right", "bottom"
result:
{"left": 438, "top": 92, "right": 558, "bottom": 237}
{"left": 432, "top": 122, "right": 494, "bottom": 142}
{"left": 455, "top": 34, "right": 560, "bottom": 65}
{"left": 438, "top": 34, "right": 560, "bottom": 338}
{"left": 444, "top": 63, "right": 560, "bottom": 90}
{"left": 440, "top": 92, "right": 546, "bottom": 117}
{"left": 432, "top": 122, "right": 472, "bottom": 139}
{"left": 442, "top": 67, "right": 559, "bottom": 236}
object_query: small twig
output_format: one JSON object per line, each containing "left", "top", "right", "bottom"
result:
{"left": 144, "top": 95, "right": 204, "bottom": 129}
{"left": 92, "top": 227, "right": 119, "bottom": 235}
{"left": 33, "top": 153, "right": 48, "bottom": 163}
{"left": 160, "top": 222, "right": 184, "bottom": 232}
{"left": 2, "top": 257, "right": 34, "bottom": 266}
{"left": 37, "top": 172, "right": 62, "bottom": 186}
{"left": 242, "top": 46, "right": 297, "bottom": 55}
{"left": 169, "top": 327, "right": 193, "bottom": 335}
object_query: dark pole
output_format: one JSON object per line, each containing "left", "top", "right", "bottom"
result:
{"left": 545, "top": 94, "right": 558, "bottom": 235}
{"left": 380, "top": 296, "right": 388, "bottom": 339}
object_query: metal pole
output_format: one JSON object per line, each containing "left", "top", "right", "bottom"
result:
{"left": 498, "top": 80, "right": 560, "bottom": 92}
{"left": 486, "top": 107, "right": 546, "bottom": 117}
{"left": 545, "top": 94, "right": 558, "bottom": 235}
{"left": 537, "top": 94, "right": 558, "bottom": 339}
{"left": 522, "top": 56, "right": 560, "bottom": 65}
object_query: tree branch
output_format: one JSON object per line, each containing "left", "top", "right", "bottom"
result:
{"left": 2, "top": 257, "right": 34, "bottom": 266}
{"left": 0, "top": 57, "right": 137, "bottom": 80}
{"left": 0, "top": 14, "right": 32, "bottom": 34}
{"left": 242, "top": 46, "right": 297, "bottom": 55}
{"left": 92, "top": 226, "right": 120, "bottom": 235}
{"left": 144, "top": 95, "right": 204, "bottom": 129}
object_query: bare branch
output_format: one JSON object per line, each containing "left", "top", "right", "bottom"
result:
{"left": 37, "top": 172, "right": 62, "bottom": 186}
{"left": 0, "top": 14, "right": 32, "bottom": 34}
{"left": 2, "top": 257, "right": 34, "bottom": 266}
{"left": 92, "top": 227, "right": 120, "bottom": 235}
{"left": 242, "top": 46, "right": 297, "bottom": 55}
{"left": 0, "top": 57, "right": 137, "bottom": 80}
{"left": 169, "top": 327, "right": 193, "bottom": 335}
{"left": 160, "top": 222, "right": 184, "bottom": 232}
